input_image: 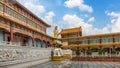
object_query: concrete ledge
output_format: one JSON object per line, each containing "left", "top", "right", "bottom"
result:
{"left": 0, "top": 58, "right": 51, "bottom": 68}
{"left": 0, "top": 57, "right": 50, "bottom": 66}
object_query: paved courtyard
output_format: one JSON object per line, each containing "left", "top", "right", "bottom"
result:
{"left": 30, "top": 61, "right": 120, "bottom": 68}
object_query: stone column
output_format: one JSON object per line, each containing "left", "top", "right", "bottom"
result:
{"left": 10, "top": 23, "right": 13, "bottom": 42}
{"left": 32, "top": 38, "right": 34, "bottom": 47}
{"left": 32, "top": 32, "right": 34, "bottom": 47}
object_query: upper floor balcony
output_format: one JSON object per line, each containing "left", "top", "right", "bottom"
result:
{"left": 0, "top": 2, "right": 47, "bottom": 35}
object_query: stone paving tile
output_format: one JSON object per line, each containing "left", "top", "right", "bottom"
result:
{"left": 29, "top": 61, "right": 120, "bottom": 68}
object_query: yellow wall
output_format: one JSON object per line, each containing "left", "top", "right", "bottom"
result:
{"left": 62, "top": 41, "right": 68, "bottom": 46}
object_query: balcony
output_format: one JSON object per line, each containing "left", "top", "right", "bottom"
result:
{"left": 0, "top": 20, "right": 10, "bottom": 32}
{"left": 13, "top": 27, "right": 32, "bottom": 37}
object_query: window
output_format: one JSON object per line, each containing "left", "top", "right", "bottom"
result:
{"left": 102, "top": 37, "right": 113, "bottom": 43}
{"left": 37, "top": 25, "right": 42, "bottom": 31}
{"left": 90, "top": 39, "right": 99, "bottom": 44}
{"left": 82, "top": 39, "right": 87, "bottom": 44}
{"left": 69, "top": 33, "right": 78, "bottom": 37}
{"left": 43, "top": 28, "right": 46, "bottom": 33}
{"left": 28, "top": 20, "right": 36, "bottom": 28}
{"left": 0, "top": 3, "right": 3, "bottom": 11}
{"left": 68, "top": 41, "right": 81, "bottom": 45}
{"left": 6, "top": 7, "right": 26, "bottom": 23}
{"left": 115, "top": 37, "right": 120, "bottom": 42}
{"left": 62, "top": 34, "right": 68, "bottom": 38}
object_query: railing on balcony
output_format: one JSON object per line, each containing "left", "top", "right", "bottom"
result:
{"left": 13, "top": 27, "right": 33, "bottom": 37}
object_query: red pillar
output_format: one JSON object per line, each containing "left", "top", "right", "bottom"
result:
{"left": 32, "top": 33, "right": 34, "bottom": 47}
{"left": 32, "top": 38, "right": 34, "bottom": 47}
{"left": 10, "top": 24, "right": 13, "bottom": 42}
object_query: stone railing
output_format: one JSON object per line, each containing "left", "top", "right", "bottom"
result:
{"left": 0, "top": 42, "right": 51, "bottom": 66}
{"left": 0, "top": 41, "right": 21, "bottom": 46}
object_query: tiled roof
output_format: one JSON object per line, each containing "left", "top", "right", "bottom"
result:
{"left": 60, "top": 27, "right": 81, "bottom": 34}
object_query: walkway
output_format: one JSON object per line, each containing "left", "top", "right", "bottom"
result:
{"left": 30, "top": 61, "right": 120, "bottom": 68}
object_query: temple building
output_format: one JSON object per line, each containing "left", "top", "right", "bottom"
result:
{"left": 0, "top": 0, "right": 53, "bottom": 47}
{"left": 60, "top": 27, "right": 120, "bottom": 56}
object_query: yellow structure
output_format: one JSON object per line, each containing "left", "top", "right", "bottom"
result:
{"left": 60, "top": 27, "right": 120, "bottom": 56}
{"left": 64, "top": 49, "right": 72, "bottom": 59}
{"left": 53, "top": 26, "right": 58, "bottom": 46}
{"left": 52, "top": 56, "right": 62, "bottom": 61}
{"left": 54, "top": 26, "right": 58, "bottom": 39}
{"left": 65, "top": 54, "right": 71, "bottom": 59}
{"left": 52, "top": 48, "right": 63, "bottom": 61}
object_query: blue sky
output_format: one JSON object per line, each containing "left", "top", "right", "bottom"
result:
{"left": 17, "top": 0, "right": 120, "bottom": 36}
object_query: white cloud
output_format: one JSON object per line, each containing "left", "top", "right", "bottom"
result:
{"left": 64, "top": 0, "right": 93, "bottom": 13}
{"left": 43, "top": 11, "right": 55, "bottom": 25}
{"left": 62, "top": 14, "right": 110, "bottom": 35}
{"left": 84, "top": 14, "right": 88, "bottom": 17}
{"left": 43, "top": 11, "right": 55, "bottom": 36}
{"left": 17, "top": 0, "right": 46, "bottom": 16}
{"left": 87, "top": 17, "right": 95, "bottom": 23}
{"left": 24, "top": 2, "right": 45, "bottom": 15}
{"left": 107, "top": 12, "right": 120, "bottom": 17}
{"left": 106, "top": 12, "right": 120, "bottom": 32}
{"left": 61, "top": 12, "right": 120, "bottom": 35}
{"left": 63, "top": 14, "right": 84, "bottom": 28}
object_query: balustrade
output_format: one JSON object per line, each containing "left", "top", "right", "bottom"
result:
{"left": 0, "top": 42, "right": 51, "bottom": 66}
